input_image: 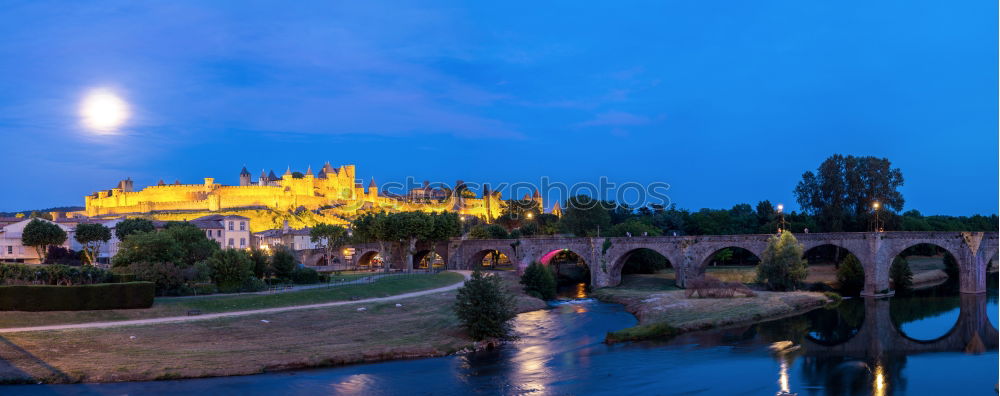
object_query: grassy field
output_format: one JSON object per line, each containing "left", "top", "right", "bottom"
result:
{"left": 0, "top": 271, "right": 544, "bottom": 384}
{"left": 0, "top": 272, "right": 465, "bottom": 329}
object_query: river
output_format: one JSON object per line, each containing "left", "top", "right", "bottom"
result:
{"left": 7, "top": 279, "right": 998, "bottom": 395}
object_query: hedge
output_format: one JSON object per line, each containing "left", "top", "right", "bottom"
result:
{"left": 0, "top": 263, "right": 113, "bottom": 285}
{"left": 0, "top": 282, "right": 155, "bottom": 311}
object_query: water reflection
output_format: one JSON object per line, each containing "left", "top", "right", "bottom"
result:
{"left": 3, "top": 281, "right": 996, "bottom": 395}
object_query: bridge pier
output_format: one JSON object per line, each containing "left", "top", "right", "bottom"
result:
{"left": 961, "top": 250, "right": 989, "bottom": 294}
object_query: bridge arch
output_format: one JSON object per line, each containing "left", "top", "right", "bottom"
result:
{"left": 466, "top": 248, "right": 515, "bottom": 270}
{"left": 802, "top": 244, "right": 866, "bottom": 295}
{"left": 886, "top": 242, "right": 962, "bottom": 293}
{"left": 691, "top": 245, "right": 764, "bottom": 283}
{"left": 611, "top": 247, "right": 675, "bottom": 275}
{"left": 355, "top": 250, "right": 385, "bottom": 269}
{"left": 537, "top": 248, "right": 591, "bottom": 285}
{"left": 414, "top": 249, "right": 446, "bottom": 269}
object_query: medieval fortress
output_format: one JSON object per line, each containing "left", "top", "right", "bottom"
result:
{"left": 83, "top": 163, "right": 546, "bottom": 231}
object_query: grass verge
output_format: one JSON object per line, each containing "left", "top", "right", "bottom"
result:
{"left": 0, "top": 272, "right": 464, "bottom": 329}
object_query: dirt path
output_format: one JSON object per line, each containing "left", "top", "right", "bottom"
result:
{"left": 0, "top": 271, "right": 470, "bottom": 334}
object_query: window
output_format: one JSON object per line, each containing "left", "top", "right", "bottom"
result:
{"left": 228, "top": 221, "right": 234, "bottom": 231}
{"left": 216, "top": 230, "right": 222, "bottom": 237}
{"left": 240, "top": 238, "right": 246, "bottom": 247}
{"left": 239, "top": 222, "right": 246, "bottom": 231}
{"left": 5, "top": 246, "right": 10, "bottom": 255}
{"left": 228, "top": 238, "right": 234, "bottom": 247}
{"left": 206, "top": 230, "right": 212, "bottom": 237}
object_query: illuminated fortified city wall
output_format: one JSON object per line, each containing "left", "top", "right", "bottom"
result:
{"left": 84, "top": 163, "right": 543, "bottom": 229}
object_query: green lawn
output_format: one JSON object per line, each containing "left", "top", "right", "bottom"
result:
{"left": 0, "top": 272, "right": 465, "bottom": 329}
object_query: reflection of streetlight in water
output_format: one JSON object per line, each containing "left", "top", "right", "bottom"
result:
{"left": 873, "top": 364, "right": 886, "bottom": 396}
{"left": 778, "top": 359, "right": 790, "bottom": 395}
{"left": 575, "top": 283, "right": 587, "bottom": 299}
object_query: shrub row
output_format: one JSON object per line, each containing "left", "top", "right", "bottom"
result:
{"left": 0, "top": 263, "right": 113, "bottom": 285}
{"left": 0, "top": 282, "right": 155, "bottom": 311}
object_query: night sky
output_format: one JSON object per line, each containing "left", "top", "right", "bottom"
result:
{"left": 1, "top": 1, "right": 995, "bottom": 214}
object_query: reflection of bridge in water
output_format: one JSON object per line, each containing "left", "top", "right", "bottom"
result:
{"left": 803, "top": 293, "right": 998, "bottom": 356}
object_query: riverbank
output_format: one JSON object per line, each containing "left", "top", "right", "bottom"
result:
{"left": 0, "top": 271, "right": 545, "bottom": 384}
{"left": 593, "top": 274, "right": 831, "bottom": 342}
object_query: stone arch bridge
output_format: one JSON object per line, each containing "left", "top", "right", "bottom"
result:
{"left": 322, "top": 231, "right": 996, "bottom": 295}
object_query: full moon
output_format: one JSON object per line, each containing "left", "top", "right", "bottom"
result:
{"left": 80, "top": 88, "right": 129, "bottom": 134}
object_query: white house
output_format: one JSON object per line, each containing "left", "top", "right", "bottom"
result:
{"left": 0, "top": 218, "right": 74, "bottom": 264}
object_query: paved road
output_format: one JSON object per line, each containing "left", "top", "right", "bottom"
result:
{"left": 0, "top": 271, "right": 470, "bottom": 334}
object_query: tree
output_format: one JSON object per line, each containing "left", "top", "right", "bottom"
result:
{"left": 22, "top": 219, "right": 68, "bottom": 264}
{"left": 608, "top": 219, "right": 661, "bottom": 237}
{"left": 453, "top": 270, "right": 517, "bottom": 341}
{"left": 385, "top": 211, "right": 435, "bottom": 270}
{"left": 207, "top": 249, "right": 254, "bottom": 293}
{"left": 836, "top": 254, "right": 865, "bottom": 296}
{"left": 270, "top": 246, "right": 297, "bottom": 280}
{"left": 890, "top": 256, "right": 914, "bottom": 295}
{"left": 74, "top": 223, "right": 111, "bottom": 265}
{"left": 163, "top": 222, "right": 219, "bottom": 267}
{"left": 114, "top": 218, "right": 155, "bottom": 241}
{"left": 428, "top": 212, "right": 461, "bottom": 241}
{"left": 755, "top": 200, "right": 777, "bottom": 233}
{"left": 520, "top": 262, "right": 557, "bottom": 299}
{"left": 559, "top": 195, "right": 612, "bottom": 237}
{"left": 112, "top": 231, "right": 183, "bottom": 268}
{"left": 310, "top": 223, "right": 347, "bottom": 266}
{"left": 756, "top": 231, "right": 808, "bottom": 291}
{"left": 248, "top": 248, "right": 270, "bottom": 278}
{"left": 794, "top": 155, "right": 904, "bottom": 232}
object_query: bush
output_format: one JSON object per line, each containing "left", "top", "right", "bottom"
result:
{"left": 890, "top": 256, "right": 914, "bottom": 295}
{"left": 270, "top": 247, "right": 297, "bottom": 280}
{"left": 127, "top": 262, "right": 185, "bottom": 296}
{"left": 684, "top": 277, "right": 756, "bottom": 298}
{"left": 836, "top": 255, "right": 865, "bottom": 296}
{"left": 606, "top": 322, "right": 679, "bottom": 343}
{"left": 208, "top": 249, "right": 254, "bottom": 293}
{"left": 241, "top": 277, "right": 267, "bottom": 292}
{"left": 249, "top": 248, "right": 270, "bottom": 279}
{"left": 520, "top": 262, "right": 557, "bottom": 300}
{"left": 0, "top": 282, "right": 154, "bottom": 311}
{"left": 291, "top": 267, "right": 321, "bottom": 284}
{"left": 113, "top": 231, "right": 183, "bottom": 268}
{"left": 453, "top": 270, "right": 517, "bottom": 341}
{"left": 0, "top": 263, "right": 113, "bottom": 285}
{"left": 755, "top": 231, "right": 808, "bottom": 291}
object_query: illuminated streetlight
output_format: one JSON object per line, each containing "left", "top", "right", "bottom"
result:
{"left": 872, "top": 201, "right": 882, "bottom": 232}
{"left": 526, "top": 212, "right": 534, "bottom": 219}
{"left": 776, "top": 203, "right": 786, "bottom": 233}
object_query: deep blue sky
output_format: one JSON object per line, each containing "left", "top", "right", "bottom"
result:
{"left": 1, "top": 1, "right": 996, "bottom": 215}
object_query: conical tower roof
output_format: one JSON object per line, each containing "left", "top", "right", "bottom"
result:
{"left": 268, "top": 170, "right": 279, "bottom": 181}
{"left": 240, "top": 166, "right": 251, "bottom": 176}
{"left": 305, "top": 165, "right": 313, "bottom": 176}
{"left": 368, "top": 177, "right": 377, "bottom": 188}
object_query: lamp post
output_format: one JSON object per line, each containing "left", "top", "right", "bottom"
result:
{"left": 776, "top": 203, "right": 785, "bottom": 233}
{"left": 872, "top": 201, "right": 881, "bottom": 232}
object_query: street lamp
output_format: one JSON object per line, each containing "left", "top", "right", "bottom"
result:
{"left": 872, "top": 201, "right": 882, "bottom": 232}
{"left": 776, "top": 203, "right": 785, "bottom": 233}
